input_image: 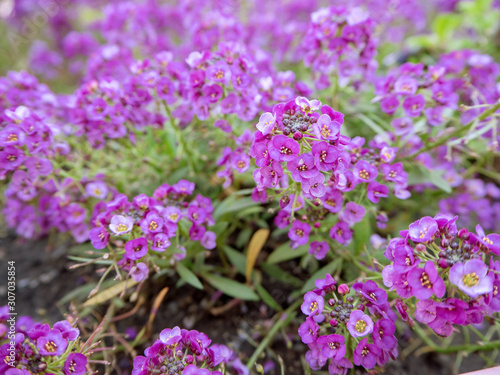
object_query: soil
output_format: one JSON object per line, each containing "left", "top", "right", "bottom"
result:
{"left": 1, "top": 232, "right": 498, "bottom": 375}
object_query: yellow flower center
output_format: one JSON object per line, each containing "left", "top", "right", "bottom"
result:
{"left": 462, "top": 272, "right": 479, "bottom": 287}
{"left": 44, "top": 341, "right": 57, "bottom": 352}
{"left": 355, "top": 320, "right": 367, "bottom": 333}
{"left": 116, "top": 223, "right": 128, "bottom": 232}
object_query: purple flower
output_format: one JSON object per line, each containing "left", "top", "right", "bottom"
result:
{"left": 160, "top": 326, "right": 182, "bottom": 346}
{"left": 473, "top": 225, "right": 500, "bottom": 254}
{"left": 109, "top": 215, "right": 134, "bottom": 235}
{"left": 314, "top": 274, "right": 337, "bottom": 294}
{"left": 301, "top": 291, "right": 324, "bottom": 316}
{"left": 207, "top": 61, "right": 231, "bottom": 84}
{"left": 295, "top": 97, "right": 321, "bottom": 113}
{"left": 328, "top": 358, "right": 353, "bottom": 375}
{"left": 380, "top": 95, "right": 399, "bottom": 115}
{"left": 330, "top": 221, "right": 352, "bottom": 245}
{"left": 380, "top": 162, "right": 407, "bottom": 184}
{"left": 53, "top": 320, "right": 79, "bottom": 341}
{"left": 312, "top": 114, "right": 340, "bottom": 141}
{"left": 37, "top": 329, "right": 68, "bottom": 356}
{"left": 341, "top": 202, "right": 366, "bottom": 225}
{"left": 298, "top": 317, "right": 318, "bottom": 344}
{"left": 89, "top": 227, "right": 109, "bottom": 249}
{"left": 302, "top": 173, "right": 326, "bottom": 198}
{"left": 256, "top": 112, "right": 276, "bottom": 135}
{"left": 269, "top": 135, "right": 300, "bottom": 162}
{"left": 321, "top": 189, "right": 343, "bottom": 213}
{"left": 130, "top": 262, "right": 148, "bottom": 282}
{"left": 201, "top": 231, "right": 216, "bottom": 250}
{"left": 163, "top": 206, "right": 182, "bottom": 223}
{"left": 408, "top": 216, "right": 438, "bottom": 242}
{"left": 6, "top": 370, "right": 31, "bottom": 375}
{"left": 64, "top": 353, "right": 87, "bottom": 375}
{"left": 287, "top": 153, "right": 319, "bottom": 182}
{"left": 414, "top": 299, "right": 438, "bottom": 324}
{"left": 347, "top": 310, "right": 374, "bottom": 338}
{"left": 151, "top": 233, "right": 171, "bottom": 252}
{"left": 353, "top": 280, "right": 388, "bottom": 306}
{"left": 449, "top": 259, "right": 493, "bottom": 298}
{"left": 403, "top": 94, "right": 425, "bottom": 117}
{"left": 311, "top": 141, "right": 338, "bottom": 171}
{"left": 353, "top": 338, "right": 380, "bottom": 369}
{"left": 353, "top": 160, "right": 378, "bottom": 183}
{"left": 125, "top": 238, "right": 149, "bottom": 260}
{"left": 367, "top": 181, "right": 389, "bottom": 203}
{"left": 425, "top": 106, "right": 445, "bottom": 126}
{"left": 309, "top": 241, "right": 329, "bottom": 260}
{"left": 0, "top": 124, "right": 25, "bottom": 147}
{"left": 140, "top": 212, "right": 163, "bottom": 234}
{"left": 394, "top": 76, "right": 418, "bottom": 95}
{"left": 372, "top": 319, "right": 397, "bottom": 350}
{"left": 317, "top": 334, "right": 345, "bottom": 360}
{"left": 85, "top": 182, "right": 108, "bottom": 199}
{"left": 407, "top": 261, "right": 446, "bottom": 299}
{"left": 0, "top": 146, "right": 24, "bottom": 170}
{"left": 24, "top": 156, "right": 53, "bottom": 178}
{"left": 289, "top": 220, "right": 311, "bottom": 245}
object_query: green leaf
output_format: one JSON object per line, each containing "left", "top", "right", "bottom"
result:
{"left": 213, "top": 196, "right": 259, "bottom": 220}
{"left": 223, "top": 246, "right": 247, "bottom": 275}
{"left": 417, "top": 165, "right": 452, "bottom": 193}
{"left": 255, "top": 284, "right": 283, "bottom": 311}
{"left": 356, "top": 114, "right": 390, "bottom": 143}
{"left": 176, "top": 262, "right": 204, "bottom": 290}
{"left": 201, "top": 273, "right": 260, "bottom": 301}
{"left": 266, "top": 242, "right": 309, "bottom": 264}
{"left": 353, "top": 215, "right": 371, "bottom": 256}
{"left": 301, "top": 259, "right": 342, "bottom": 293}
{"left": 260, "top": 263, "right": 302, "bottom": 287}
{"left": 432, "top": 14, "right": 462, "bottom": 41}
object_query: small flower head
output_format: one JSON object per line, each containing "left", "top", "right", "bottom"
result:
{"left": 301, "top": 291, "right": 324, "bottom": 316}
{"left": 347, "top": 310, "right": 374, "bottom": 338}
{"left": 449, "top": 259, "right": 493, "bottom": 298}
{"left": 109, "top": 215, "right": 134, "bottom": 235}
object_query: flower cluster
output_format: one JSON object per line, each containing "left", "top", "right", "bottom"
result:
{"left": 133, "top": 326, "right": 247, "bottom": 375}
{"left": 250, "top": 96, "right": 410, "bottom": 251}
{"left": 0, "top": 307, "right": 88, "bottom": 375}
{"left": 375, "top": 50, "right": 500, "bottom": 132}
{"left": 439, "top": 179, "right": 500, "bottom": 232}
{"left": 1, "top": 99, "right": 113, "bottom": 241}
{"left": 90, "top": 180, "right": 216, "bottom": 282}
{"left": 383, "top": 214, "right": 500, "bottom": 336}
{"left": 299, "top": 276, "right": 398, "bottom": 374}
{"left": 300, "top": 6, "right": 378, "bottom": 90}
{"left": 217, "top": 129, "right": 254, "bottom": 188}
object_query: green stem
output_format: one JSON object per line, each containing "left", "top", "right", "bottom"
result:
{"left": 413, "top": 324, "right": 500, "bottom": 353}
{"left": 404, "top": 102, "right": 500, "bottom": 160}
{"left": 246, "top": 299, "right": 301, "bottom": 369}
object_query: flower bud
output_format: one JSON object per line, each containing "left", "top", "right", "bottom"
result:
{"left": 415, "top": 244, "right": 426, "bottom": 252}
{"left": 328, "top": 299, "right": 335, "bottom": 307}
{"left": 338, "top": 284, "right": 349, "bottom": 295}
{"left": 330, "top": 319, "right": 338, "bottom": 327}
{"left": 185, "top": 355, "right": 194, "bottom": 364}
{"left": 458, "top": 228, "right": 469, "bottom": 240}
{"left": 437, "top": 258, "right": 449, "bottom": 269}
{"left": 293, "top": 131, "right": 303, "bottom": 140}
{"left": 314, "top": 222, "right": 321, "bottom": 228}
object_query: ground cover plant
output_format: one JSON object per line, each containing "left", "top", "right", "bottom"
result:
{"left": 1, "top": 0, "right": 500, "bottom": 374}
